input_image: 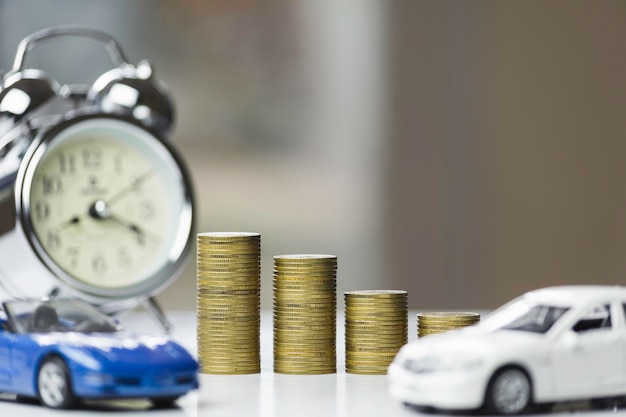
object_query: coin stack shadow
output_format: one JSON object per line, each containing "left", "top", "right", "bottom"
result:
{"left": 273, "top": 254, "right": 337, "bottom": 374}
{"left": 196, "top": 232, "right": 261, "bottom": 374}
{"left": 417, "top": 312, "right": 480, "bottom": 338}
{"left": 344, "top": 290, "right": 408, "bottom": 375}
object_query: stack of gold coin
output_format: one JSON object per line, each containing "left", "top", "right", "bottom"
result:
{"left": 273, "top": 254, "right": 337, "bottom": 374}
{"left": 344, "top": 290, "right": 408, "bottom": 375}
{"left": 196, "top": 232, "right": 261, "bottom": 374}
{"left": 417, "top": 312, "right": 480, "bottom": 337}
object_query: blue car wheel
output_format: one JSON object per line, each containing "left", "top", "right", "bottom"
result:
{"left": 37, "top": 357, "right": 77, "bottom": 409}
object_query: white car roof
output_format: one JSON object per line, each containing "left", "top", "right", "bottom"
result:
{"left": 522, "top": 285, "right": 626, "bottom": 307}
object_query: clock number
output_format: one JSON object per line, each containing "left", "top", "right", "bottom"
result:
{"left": 67, "top": 247, "right": 79, "bottom": 268}
{"left": 34, "top": 200, "right": 50, "bottom": 221}
{"left": 118, "top": 248, "right": 132, "bottom": 267}
{"left": 42, "top": 175, "right": 62, "bottom": 195}
{"left": 92, "top": 254, "right": 107, "bottom": 273}
{"left": 139, "top": 201, "right": 155, "bottom": 219}
{"left": 58, "top": 153, "right": 76, "bottom": 174}
{"left": 46, "top": 231, "right": 61, "bottom": 250}
{"left": 83, "top": 147, "right": 102, "bottom": 169}
{"left": 114, "top": 155, "right": 123, "bottom": 174}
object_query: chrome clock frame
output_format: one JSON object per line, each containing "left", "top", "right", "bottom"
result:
{"left": 0, "top": 26, "right": 195, "bottom": 331}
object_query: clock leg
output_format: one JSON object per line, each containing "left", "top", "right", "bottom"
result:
{"left": 143, "top": 296, "right": 173, "bottom": 334}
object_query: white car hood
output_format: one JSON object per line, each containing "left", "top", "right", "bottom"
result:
{"left": 401, "top": 326, "right": 545, "bottom": 359}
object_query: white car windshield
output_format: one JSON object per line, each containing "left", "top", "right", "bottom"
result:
{"left": 480, "top": 298, "right": 569, "bottom": 334}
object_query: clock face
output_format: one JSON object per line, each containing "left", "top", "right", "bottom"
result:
{"left": 21, "top": 117, "right": 192, "bottom": 296}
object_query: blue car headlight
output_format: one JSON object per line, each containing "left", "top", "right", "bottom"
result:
{"left": 404, "top": 355, "right": 483, "bottom": 374}
{"left": 82, "top": 371, "right": 114, "bottom": 387}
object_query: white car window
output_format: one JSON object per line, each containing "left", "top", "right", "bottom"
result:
{"left": 480, "top": 298, "right": 569, "bottom": 334}
{"left": 572, "top": 304, "right": 611, "bottom": 333}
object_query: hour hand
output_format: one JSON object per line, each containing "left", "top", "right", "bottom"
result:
{"left": 57, "top": 215, "right": 81, "bottom": 230}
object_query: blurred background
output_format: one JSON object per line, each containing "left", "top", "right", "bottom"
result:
{"left": 0, "top": 0, "right": 624, "bottom": 311}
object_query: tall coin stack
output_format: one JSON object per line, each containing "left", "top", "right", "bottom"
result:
{"left": 196, "top": 232, "right": 261, "bottom": 374}
{"left": 344, "top": 290, "right": 408, "bottom": 375}
{"left": 273, "top": 254, "right": 337, "bottom": 374}
{"left": 417, "top": 312, "right": 480, "bottom": 337}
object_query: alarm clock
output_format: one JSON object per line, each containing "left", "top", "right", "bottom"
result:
{"left": 0, "top": 26, "right": 194, "bottom": 330}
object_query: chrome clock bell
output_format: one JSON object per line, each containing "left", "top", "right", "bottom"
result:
{"left": 0, "top": 27, "right": 194, "bottom": 331}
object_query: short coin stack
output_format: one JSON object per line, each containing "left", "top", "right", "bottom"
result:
{"left": 273, "top": 254, "right": 337, "bottom": 374}
{"left": 344, "top": 290, "right": 408, "bottom": 375}
{"left": 417, "top": 312, "right": 480, "bottom": 337}
{"left": 196, "top": 232, "right": 261, "bottom": 374}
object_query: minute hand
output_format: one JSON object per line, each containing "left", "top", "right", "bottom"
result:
{"left": 108, "top": 213, "right": 161, "bottom": 245}
{"left": 107, "top": 171, "right": 154, "bottom": 206}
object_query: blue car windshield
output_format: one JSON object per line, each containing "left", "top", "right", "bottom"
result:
{"left": 3, "top": 299, "right": 118, "bottom": 334}
{"left": 480, "top": 299, "right": 570, "bottom": 334}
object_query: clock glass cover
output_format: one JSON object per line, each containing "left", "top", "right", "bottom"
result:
{"left": 21, "top": 116, "right": 192, "bottom": 298}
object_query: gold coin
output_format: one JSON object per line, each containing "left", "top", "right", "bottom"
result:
{"left": 273, "top": 271, "right": 336, "bottom": 278}
{"left": 274, "top": 309, "right": 336, "bottom": 315}
{"left": 418, "top": 322, "right": 479, "bottom": 329}
{"left": 197, "top": 244, "right": 259, "bottom": 251}
{"left": 197, "top": 266, "right": 260, "bottom": 272}
{"left": 274, "top": 289, "right": 335, "bottom": 295}
{"left": 198, "top": 231, "right": 260, "bottom": 238}
{"left": 417, "top": 312, "right": 480, "bottom": 319}
{"left": 197, "top": 320, "right": 260, "bottom": 326}
{"left": 197, "top": 252, "right": 259, "bottom": 258}
{"left": 274, "top": 279, "right": 336, "bottom": 284}
{"left": 274, "top": 369, "right": 335, "bottom": 375}
{"left": 345, "top": 349, "right": 401, "bottom": 356}
{"left": 198, "top": 315, "right": 259, "bottom": 321}
{"left": 345, "top": 290, "right": 407, "bottom": 297}
{"left": 273, "top": 351, "right": 336, "bottom": 358}
{"left": 273, "top": 302, "right": 336, "bottom": 308}
{"left": 344, "top": 302, "right": 407, "bottom": 308}
{"left": 345, "top": 312, "right": 407, "bottom": 319}
{"left": 197, "top": 303, "right": 259, "bottom": 309}
{"left": 198, "top": 278, "right": 260, "bottom": 284}
{"left": 345, "top": 332, "right": 407, "bottom": 339}
{"left": 345, "top": 331, "right": 407, "bottom": 338}
{"left": 345, "top": 343, "right": 405, "bottom": 352}
{"left": 273, "top": 294, "right": 336, "bottom": 300}
{"left": 273, "top": 362, "right": 336, "bottom": 369}
{"left": 273, "top": 252, "right": 333, "bottom": 258}
{"left": 197, "top": 295, "right": 260, "bottom": 301}
{"left": 198, "top": 347, "right": 260, "bottom": 354}
{"left": 273, "top": 267, "right": 336, "bottom": 272}
{"left": 200, "top": 362, "right": 260, "bottom": 368}
{"left": 197, "top": 251, "right": 259, "bottom": 257}
{"left": 200, "top": 369, "right": 260, "bottom": 375}
{"left": 346, "top": 369, "right": 387, "bottom": 375}
{"left": 346, "top": 348, "right": 402, "bottom": 355}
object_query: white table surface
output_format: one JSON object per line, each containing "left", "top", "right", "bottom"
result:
{"left": 0, "top": 311, "right": 618, "bottom": 416}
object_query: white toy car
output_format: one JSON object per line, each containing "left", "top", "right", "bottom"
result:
{"left": 388, "top": 285, "right": 626, "bottom": 414}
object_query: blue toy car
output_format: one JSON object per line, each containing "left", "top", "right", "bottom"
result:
{"left": 0, "top": 298, "right": 198, "bottom": 409}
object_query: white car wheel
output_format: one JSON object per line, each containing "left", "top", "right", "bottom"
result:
{"left": 487, "top": 368, "right": 532, "bottom": 415}
{"left": 37, "top": 358, "right": 75, "bottom": 409}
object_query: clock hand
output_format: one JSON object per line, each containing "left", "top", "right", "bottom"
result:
{"left": 55, "top": 215, "right": 82, "bottom": 230}
{"left": 107, "top": 170, "right": 154, "bottom": 206}
{"left": 108, "top": 213, "right": 161, "bottom": 245}
{"left": 88, "top": 200, "right": 160, "bottom": 244}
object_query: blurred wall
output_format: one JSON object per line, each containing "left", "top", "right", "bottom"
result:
{"left": 1, "top": 0, "right": 625, "bottom": 313}
{"left": 0, "top": 0, "right": 388, "bottom": 311}
{"left": 389, "top": 0, "right": 626, "bottom": 309}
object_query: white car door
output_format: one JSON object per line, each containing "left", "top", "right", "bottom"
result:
{"left": 552, "top": 303, "right": 623, "bottom": 399}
